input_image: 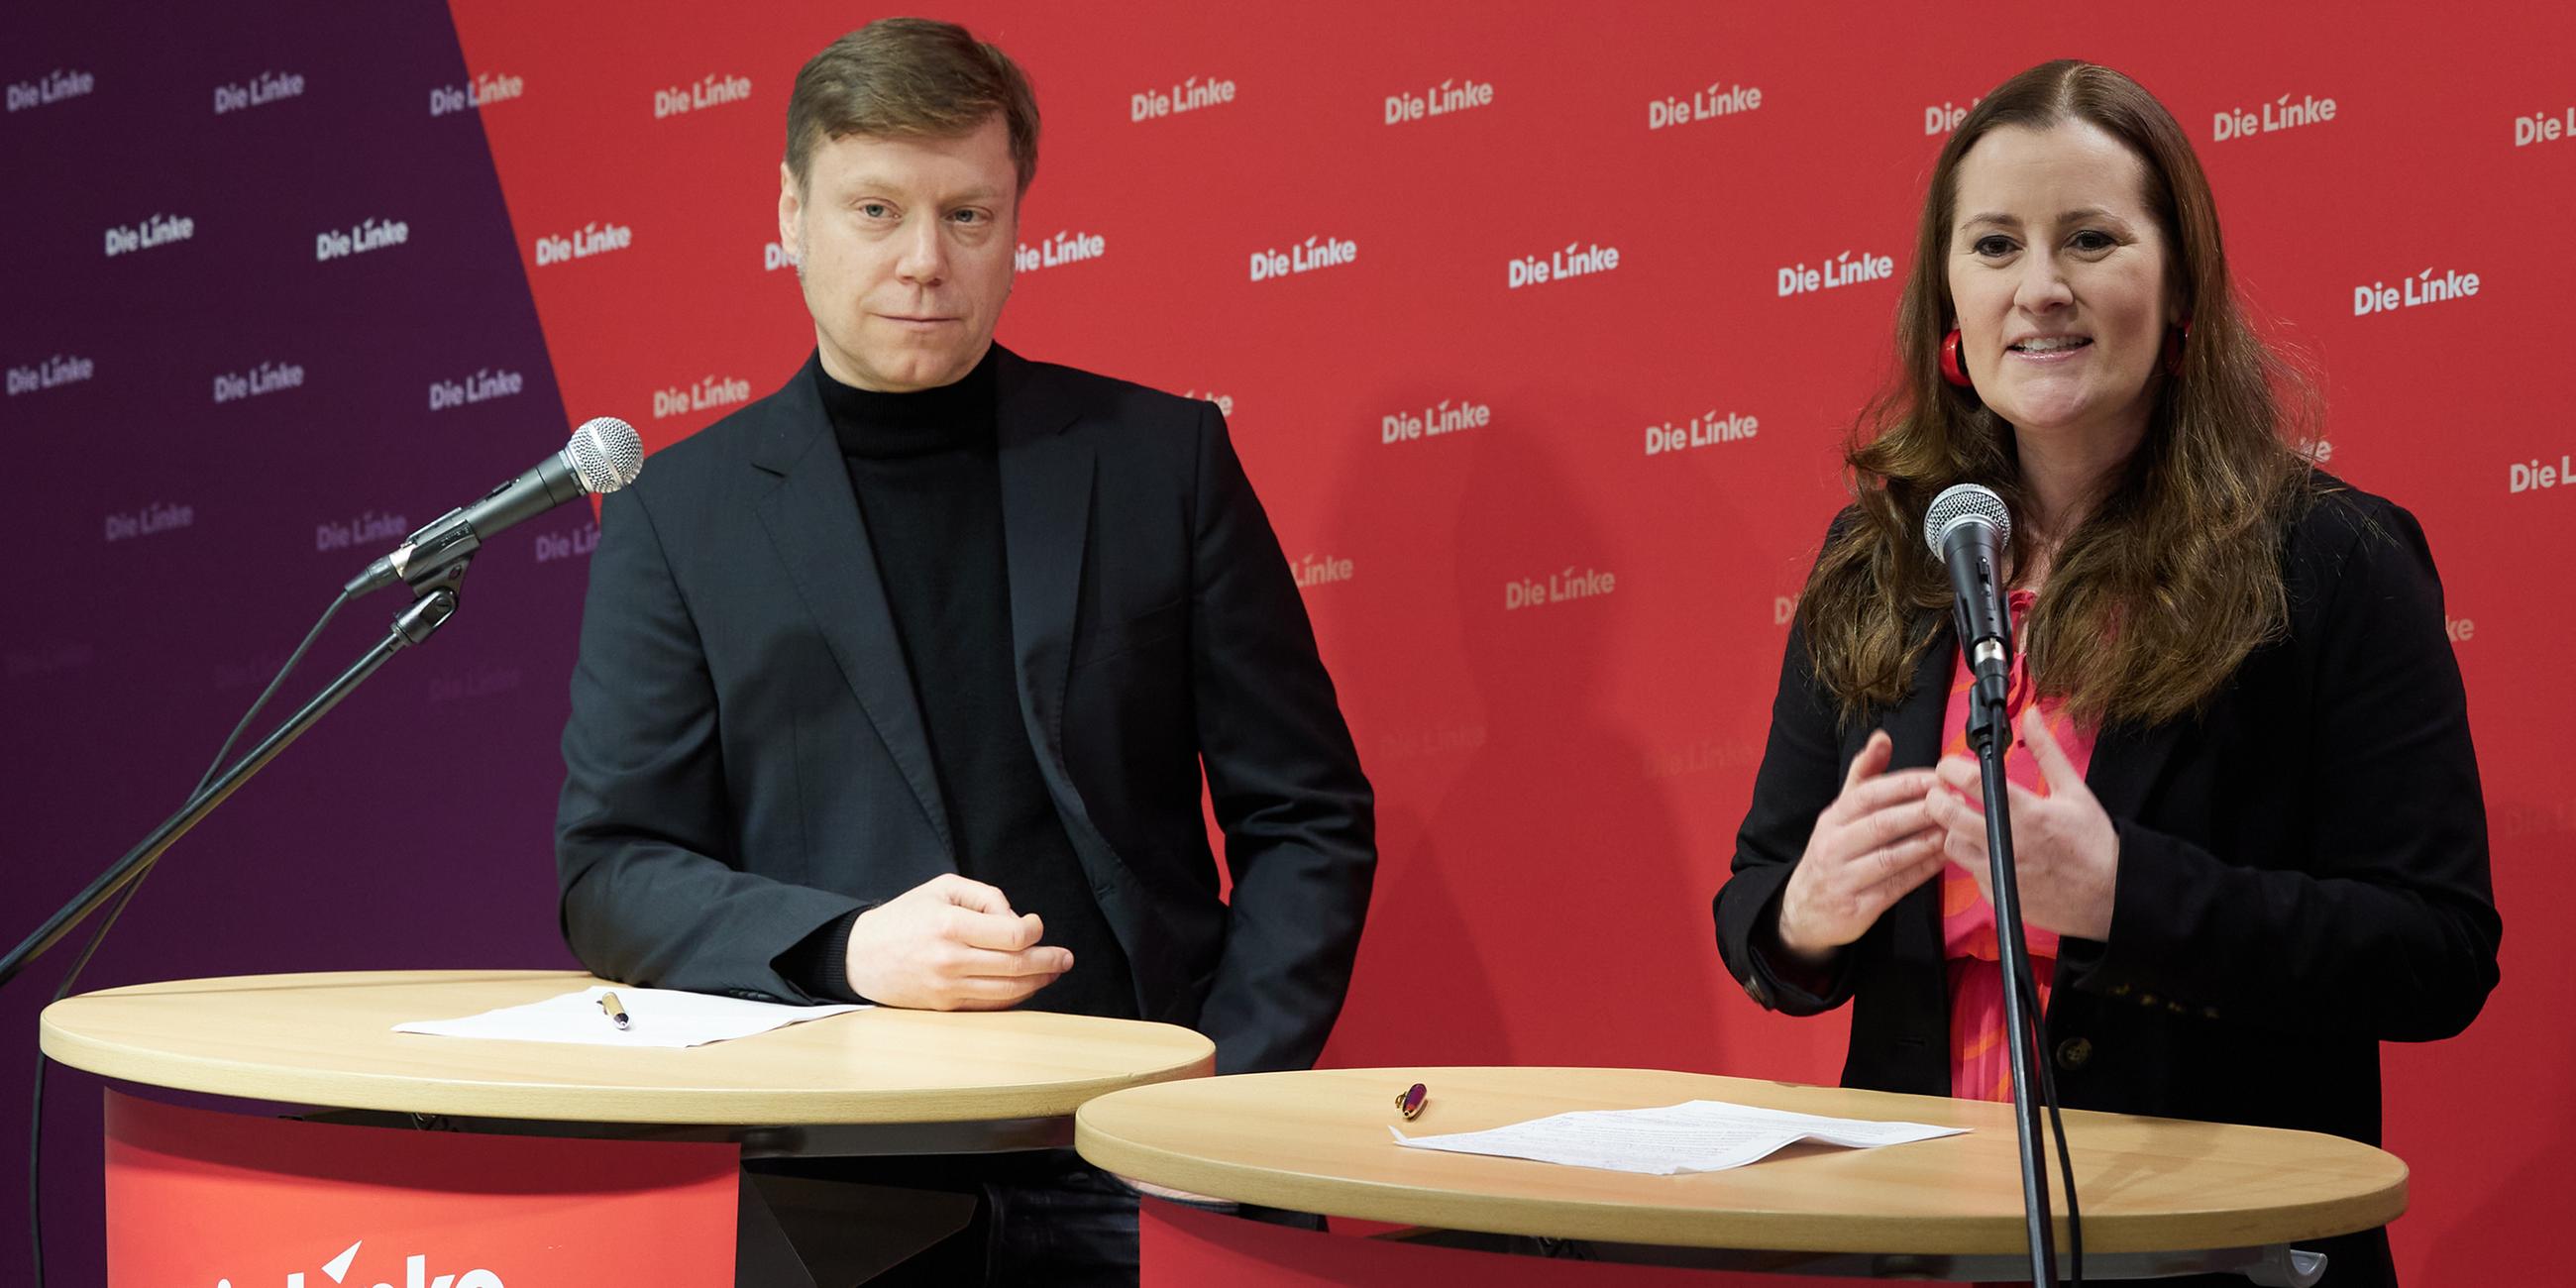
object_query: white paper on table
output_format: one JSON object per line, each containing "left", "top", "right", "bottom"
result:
{"left": 393, "top": 986, "right": 870, "bottom": 1049}
{"left": 1389, "top": 1099, "right": 1966, "bottom": 1175}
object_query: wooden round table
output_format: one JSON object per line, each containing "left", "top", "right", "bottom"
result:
{"left": 43, "top": 968, "right": 1214, "bottom": 1131}
{"left": 48, "top": 969, "right": 1217, "bottom": 1285}
{"left": 1076, "top": 1066, "right": 2406, "bottom": 1283}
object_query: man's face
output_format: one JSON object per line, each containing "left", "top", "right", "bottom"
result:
{"left": 780, "top": 116, "right": 1019, "bottom": 391}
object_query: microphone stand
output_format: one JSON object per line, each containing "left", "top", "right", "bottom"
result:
{"left": 1965, "top": 649, "right": 2061, "bottom": 1287}
{"left": 0, "top": 560, "right": 472, "bottom": 994}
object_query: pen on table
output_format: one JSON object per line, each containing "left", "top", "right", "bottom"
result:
{"left": 599, "top": 990, "right": 630, "bottom": 1030}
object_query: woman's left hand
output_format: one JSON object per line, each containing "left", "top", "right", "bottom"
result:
{"left": 1927, "top": 705, "right": 2121, "bottom": 941}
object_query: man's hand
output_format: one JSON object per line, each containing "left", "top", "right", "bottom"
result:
{"left": 843, "top": 874, "right": 1072, "bottom": 1010}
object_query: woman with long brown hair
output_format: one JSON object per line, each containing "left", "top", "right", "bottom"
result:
{"left": 1711, "top": 60, "right": 2498, "bottom": 1288}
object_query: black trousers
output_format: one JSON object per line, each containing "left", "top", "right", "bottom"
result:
{"left": 747, "top": 1148, "right": 1138, "bottom": 1287}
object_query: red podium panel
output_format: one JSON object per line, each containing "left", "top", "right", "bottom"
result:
{"left": 103, "top": 1091, "right": 737, "bottom": 1287}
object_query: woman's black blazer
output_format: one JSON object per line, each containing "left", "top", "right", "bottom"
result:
{"left": 1713, "top": 478, "right": 2500, "bottom": 1287}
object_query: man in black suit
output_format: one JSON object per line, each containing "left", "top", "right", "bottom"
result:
{"left": 554, "top": 19, "right": 1374, "bottom": 1282}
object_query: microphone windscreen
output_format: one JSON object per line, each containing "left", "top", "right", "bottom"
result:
{"left": 1923, "top": 483, "right": 2011, "bottom": 558}
{"left": 564, "top": 417, "right": 644, "bottom": 494}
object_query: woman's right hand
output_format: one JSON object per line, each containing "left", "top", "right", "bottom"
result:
{"left": 1773, "top": 729, "right": 1946, "bottom": 966}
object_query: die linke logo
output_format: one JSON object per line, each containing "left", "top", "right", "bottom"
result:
{"left": 214, "top": 69, "right": 304, "bottom": 114}
{"left": 1386, "top": 76, "right": 1494, "bottom": 125}
{"left": 654, "top": 72, "right": 752, "bottom": 119}
{"left": 6, "top": 642, "right": 95, "bottom": 681}
{"left": 536, "top": 520, "right": 598, "bottom": 563}
{"left": 315, "top": 217, "right": 409, "bottom": 262}
{"left": 7, "top": 68, "right": 94, "bottom": 112}
{"left": 428, "top": 367, "right": 524, "bottom": 411}
{"left": 7, "top": 354, "right": 95, "bottom": 396}
{"left": 1646, "top": 735, "right": 1759, "bottom": 782}
{"left": 1925, "top": 97, "right": 1982, "bottom": 135}
{"left": 214, "top": 360, "right": 305, "bottom": 403}
{"left": 211, "top": 1236, "right": 505, "bottom": 1288}
{"left": 1507, "top": 241, "right": 1620, "bottom": 289}
{"left": 430, "top": 71, "right": 523, "bottom": 117}
{"left": 1778, "top": 250, "right": 1894, "bottom": 296}
{"left": 430, "top": 664, "right": 523, "bottom": 703}
{"left": 1382, "top": 396, "right": 1490, "bottom": 444}
{"left": 1131, "top": 74, "right": 1235, "bottom": 122}
{"left": 1182, "top": 389, "right": 1234, "bottom": 416}
{"left": 655, "top": 375, "right": 752, "bottom": 418}
{"left": 1250, "top": 236, "right": 1358, "bottom": 281}
{"left": 314, "top": 509, "right": 405, "bottom": 554}
{"left": 1292, "top": 553, "right": 1353, "bottom": 589}
{"left": 105, "top": 501, "right": 194, "bottom": 543}
{"left": 534, "top": 221, "right": 632, "bottom": 266}
{"left": 2509, "top": 451, "right": 2574, "bottom": 496}
{"left": 1506, "top": 566, "right": 1616, "bottom": 610}
{"left": 763, "top": 240, "right": 797, "bottom": 272}
{"left": 1649, "top": 78, "right": 1763, "bottom": 131}
{"left": 2515, "top": 106, "right": 2576, "bottom": 147}
{"left": 2212, "top": 92, "right": 2337, "bottom": 143}
{"left": 104, "top": 212, "right": 195, "bottom": 257}
{"left": 1645, "top": 406, "right": 1758, "bottom": 457}
{"left": 2353, "top": 267, "right": 2480, "bottom": 317}
{"left": 1015, "top": 229, "right": 1107, "bottom": 272}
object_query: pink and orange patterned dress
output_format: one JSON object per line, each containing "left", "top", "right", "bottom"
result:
{"left": 1937, "top": 589, "right": 2096, "bottom": 1102}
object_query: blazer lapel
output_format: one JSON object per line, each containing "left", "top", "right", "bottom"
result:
{"left": 750, "top": 356, "right": 952, "bottom": 858}
{"left": 992, "top": 347, "right": 1092, "bottom": 761}
{"left": 1889, "top": 612, "right": 2186, "bottom": 810}
{"left": 2085, "top": 710, "right": 2187, "bottom": 822}
{"left": 1881, "top": 618, "right": 1956, "bottom": 772}
{"left": 1880, "top": 618, "right": 1957, "bottom": 979}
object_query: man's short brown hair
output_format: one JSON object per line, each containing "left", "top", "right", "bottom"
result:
{"left": 786, "top": 18, "right": 1040, "bottom": 191}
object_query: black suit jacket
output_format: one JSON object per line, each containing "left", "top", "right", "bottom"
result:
{"left": 557, "top": 347, "right": 1375, "bottom": 1075}
{"left": 1714, "top": 481, "right": 2499, "bottom": 1288}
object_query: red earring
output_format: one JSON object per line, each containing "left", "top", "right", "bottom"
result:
{"left": 1939, "top": 328, "right": 1973, "bottom": 388}
{"left": 2162, "top": 318, "right": 2193, "bottom": 376}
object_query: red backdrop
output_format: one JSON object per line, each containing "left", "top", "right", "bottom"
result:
{"left": 436, "top": 2, "right": 2572, "bottom": 1280}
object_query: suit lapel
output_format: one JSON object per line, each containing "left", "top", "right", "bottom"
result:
{"left": 750, "top": 356, "right": 952, "bottom": 858}
{"left": 989, "top": 349, "right": 1173, "bottom": 1006}
{"left": 993, "top": 347, "right": 1091, "bottom": 760}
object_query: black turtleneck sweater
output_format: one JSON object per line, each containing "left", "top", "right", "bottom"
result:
{"left": 780, "top": 348, "right": 1136, "bottom": 1020}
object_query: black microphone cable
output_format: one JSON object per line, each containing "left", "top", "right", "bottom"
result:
{"left": 26, "top": 588, "right": 350, "bottom": 1288}
{"left": 2013, "top": 953, "right": 2084, "bottom": 1285}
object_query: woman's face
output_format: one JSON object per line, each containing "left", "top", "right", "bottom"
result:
{"left": 1946, "top": 121, "right": 2180, "bottom": 453}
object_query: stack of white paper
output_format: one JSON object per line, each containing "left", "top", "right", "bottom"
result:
{"left": 393, "top": 986, "right": 869, "bottom": 1049}
{"left": 1390, "top": 1099, "right": 1967, "bottom": 1175}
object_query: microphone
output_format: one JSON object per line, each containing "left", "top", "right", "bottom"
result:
{"left": 344, "top": 417, "right": 643, "bottom": 597}
{"left": 1922, "top": 483, "right": 2015, "bottom": 718}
